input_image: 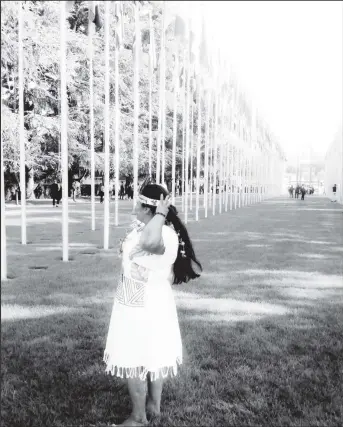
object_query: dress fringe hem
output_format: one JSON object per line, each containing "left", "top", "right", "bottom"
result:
{"left": 103, "top": 353, "right": 182, "bottom": 381}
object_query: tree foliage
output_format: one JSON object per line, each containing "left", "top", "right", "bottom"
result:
{"left": 1, "top": 1, "right": 188, "bottom": 188}
{"left": 2, "top": 1, "right": 274, "bottom": 196}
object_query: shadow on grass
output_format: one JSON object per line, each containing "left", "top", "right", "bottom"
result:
{"left": 1, "top": 308, "right": 126, "bottom": 427}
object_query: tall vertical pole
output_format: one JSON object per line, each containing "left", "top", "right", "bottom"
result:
{"left": 219, "top": 97, "right": 224, "bottom": 214}
{"left": 114, "top": 16, "right": 120, "bottom": 226}
{"left": 229, "top": 144, "right": 234, "bottom": 210}
{"left": 190, "top": 98, "right": 194, "bottom": 211}
{"left": 156, "top": 3, "right": 165, "bottom": 185}
{"left": 103, "top": 1, "right": 110, "bottom": 249}
{"left": 184, "top": 25, "right": 190, "bottom": 223}
{"left": 148, "top": 10, "right": 153, "bottom": 178}
{"left": 250, "top": 146, "right": 253, "bottom": 204}
{"left": 133, "top": 3, "right": 140, "bottom": 203}
{"left": 195, "top": 78, "right": 201, "bottom": 221}
{"left": 161, "top": 74, "right": 166, "bottom": 185}
{"left": 181, "top": 49, "right": 186, "bottom": 213}
{"left": 225, "top": 107, "right": 230, "bottom": 212}
{"left": 252, "top": 136, "right": 256, "bottom": 203}
{"left": 237, "top": 146, "right": 241, "bottom": 208}
{"left": 258, "top": 149, "right": 262, "bottom": 201}
{"left": 171, "top": 50, "right": 178, "bottom": 205}
{"left": 18, "top": 1, "right": 26, "bottom": 245}
{"left": 212, "top": 89, "right": 218, "bottom": 216}
{"left": 204, "top": 90, "right": 210, "bottom": 218}
{"left": 234, "top": 143, "right": 239, "bottom": 209}
{"left": 60, "top": 2, "right": 69, "bottom": 260}
{"left": 88, "top": 3, "right": 95, "bottom": 231}
{"left": 1, "top": 86, "right": 7, "bottom": 280}
{"left": 209, "top": 103, "right": 213, "bottom": 209}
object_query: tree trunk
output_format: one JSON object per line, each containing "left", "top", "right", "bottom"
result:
{"left": 27, "top": 168, "right": 35, "bottom": 199}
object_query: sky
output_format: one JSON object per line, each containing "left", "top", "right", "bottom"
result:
{"left": 201, "top": 1, "right": 342, "bottom": 164}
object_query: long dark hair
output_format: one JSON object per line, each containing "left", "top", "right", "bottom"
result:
{"left": 140, "top": 184, "right": 202, "bottom": 285}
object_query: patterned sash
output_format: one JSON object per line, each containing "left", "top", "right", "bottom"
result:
{"left": 115, "top": 274, "right": 145, "bottom": 308}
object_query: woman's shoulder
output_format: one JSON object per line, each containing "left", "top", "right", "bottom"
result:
{"left": 162, "top": 224, "right": 178, "bottom": 242}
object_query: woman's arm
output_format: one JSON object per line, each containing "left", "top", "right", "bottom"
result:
{"left": 133, "top": 226, "right": 179, "bottom": 269}
{"left": 130, "top": 194, "right": 171, "bottom": 256}
{"left": 139, "top": 213, "right": 165, "bottom": 254}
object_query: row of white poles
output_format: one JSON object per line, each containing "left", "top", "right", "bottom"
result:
{"left": 1, "top": 1, "right": 285, "bottom": 280}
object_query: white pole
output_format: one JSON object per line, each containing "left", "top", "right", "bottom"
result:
{"left": 203, "top": 88, "right": 207, "bottom": 209}
{"left": 219, "top": 97, "right": 224, "bottom": 214}
{"left": 60, "top": 2, "right": 68, "bottom": 261}
{"left": 103, "top": 1, "right": 110, "bottom": 249}
{"left": 148, "top": 9, "right": 153, "bottom": 178}
{"left": 212, "top": 90, "right": 219, "bottom": 216}
{"left": 88, "top": 4, "right": 95, "bottom": 231}
{"left": 195, "top": 77, "right": 201, "bottom": 221}
{"left": 156, "top": 3, "right": 165, "bottom": 185}
{"left": 181, "top": 49, "right": 186, "bottom": 213}
{"left": 190, "top": 98, "right": 194, "bottom": 211}
{"left": 133, "top": 3, "right": 140, "bottom": 203}
{"left": 242, "top": 146, "right": 246, "bottom": 206}
{"left": 1, "top": 86, "right": 7, "bottom": 280}
{"left": 234, "top": 143, "right": 239, "bottom": 209}
{"left": 238, "top": 147, "right": 244, "bottom": 208}
{"left": 229, "top": 143, "right": 234, "bottom": 210}
{"left": 114, "top": 21, "right": 120, "bottom": 226}
{"left": 161, "top": 51, "right": 166, "bottom": 186}
{"left": 249, "top": 139, "right": 253, "bottom": 204}
{"left": 258, "top": 150, "right": 262, "bottom": 202}
{"left": 172, "top": 50, "right": 178, "bottom": 205}
{"left": 204, "top": 90, "right": 210, "bottom": 218}
{"left": 184, "top": 30, "right": 190, "bottom": 224}
{"left": 225, "top": 110, "right": 230, "bottom": 212}
{"left": 18, "top": 1, "right": 26, "bottom": 245}
{"left": 255, "top": 150, "right": 259, "bottom": 202}
{"left": 209, "top": 102, "right": 213, "bottom": 209}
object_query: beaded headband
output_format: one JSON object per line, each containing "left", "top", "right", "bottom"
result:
{"left": 138, "top": 194, "right": 160, "bottom": 207}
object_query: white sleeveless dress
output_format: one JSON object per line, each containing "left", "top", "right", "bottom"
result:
{"left": 103, "top": 221, "right": 182, "bottom": 381}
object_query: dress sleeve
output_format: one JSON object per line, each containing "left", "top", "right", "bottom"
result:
{"left": 132, "top": 225, "right": 179, "bottom": 270}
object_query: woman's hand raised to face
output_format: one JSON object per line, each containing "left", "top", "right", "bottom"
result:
{"left": 156, "top": 194, "right": 171, "bottom": 217}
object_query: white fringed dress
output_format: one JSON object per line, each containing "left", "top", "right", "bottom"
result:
{"left": 103, "top": 221, "right": 182, "bottom": 381}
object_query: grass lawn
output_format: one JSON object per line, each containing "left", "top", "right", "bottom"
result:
{"left": 1, "top": 195, "right": 343, "bottom": 426}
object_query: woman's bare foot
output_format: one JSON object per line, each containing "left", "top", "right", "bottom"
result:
{"left": 116, "top": 415, "right": 148, "bottom": 426}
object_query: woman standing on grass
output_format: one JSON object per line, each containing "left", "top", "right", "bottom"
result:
{"left": 104, "top": 183, "right": 202, "bottom": 426}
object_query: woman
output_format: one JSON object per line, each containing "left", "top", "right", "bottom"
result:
{"left": 104, "top": 183, "right": 202, "bottom": 426}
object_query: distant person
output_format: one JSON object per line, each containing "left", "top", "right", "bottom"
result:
{"left": 289, "top": 185, "right": 294, "bottom": 198}
{"left": 34, "top": 183, "right": 43, "bottom": 199}
{"left": 295, "top": 185, "right": 300, "bottom": 199}
{"left": 331, "top": 184, "right": 337, "bottom": 202}
{"left": 99, "top": 185, "right": 105, "bottom": 204}
{"left": 120, "top": 182, "right": 125, "bottom": 200}
{"left": 51, "top": 179, "right": 60, "bottom": 207}
{"left": 176, "top": 181, "right": 180, "bottom": 196}
{"left": 57, "top": 182, "right": 62, "bottom": 206}
{"left": 300, "top": 185, "right": 306, "bottom": 201}
{"left": 128, "top": 184, "right": 133, "bottom": 200}
{"left": 72, "top": 181, "right": 77, "bottom": 202}
{"left": 15, "top": 185, "right": 20, "bottom": 205}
